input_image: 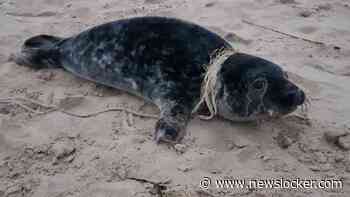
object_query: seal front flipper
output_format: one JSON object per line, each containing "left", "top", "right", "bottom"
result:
{"left": 154, "top": 100, "right": 192, "bottom": 144}
{"left": 14, "top": 34, "right": 64, "bottom": 69}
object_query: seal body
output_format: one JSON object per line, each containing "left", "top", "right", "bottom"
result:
{"left": 15, "top": 16, "right": 306, "bottom": 143}
{"left": 59, "top": 17, "right": 230, "bottom": 105}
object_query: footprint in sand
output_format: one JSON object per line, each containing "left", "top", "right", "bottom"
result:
{"left": 70, "top": 7, "right": 92, "bottom": 19}
{"left": 336, "top": 65, "right": 350, "bottom": 77}
{"left": 6, "top": 11, "right": 58, "bottom": 17}
{"left": 224, "top": 32, "right": 253, "bottom": 45}
{"left": 0, "top": 54, "right": 6, "bottom": 63}
{"left": 44, "top": 0, "right": 66, "bottom": 6}
{"left": 298, "top": 26, "right": 318, "bottom": 35}
{"left": 278, "top": 0, "right": 296, "bottom": 4}
{"left": 144, "top": 0, "right": 164, "bottom": 4}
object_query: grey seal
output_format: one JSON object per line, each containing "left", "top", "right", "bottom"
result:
{"left": 14, "top": 16, "right": 306, "bottom": 143}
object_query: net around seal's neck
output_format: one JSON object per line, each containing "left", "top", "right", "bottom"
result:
{"left": 192, "top": 47, "right": 237, "bottom": 120}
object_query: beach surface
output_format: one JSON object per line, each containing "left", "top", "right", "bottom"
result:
{"left": 1, "top": 0, "right": 350, "bottom": 196}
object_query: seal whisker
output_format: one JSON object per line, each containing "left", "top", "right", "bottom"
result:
{"left": 301, "top": 94, "right": 311, "bottom": 113}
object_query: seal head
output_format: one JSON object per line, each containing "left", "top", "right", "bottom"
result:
{"left": 213, "top": 52, "right": 305, "bottom": 121}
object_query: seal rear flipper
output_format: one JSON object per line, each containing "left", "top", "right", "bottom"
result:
{"left": 13, "top": 34, "right": 64, "bottom": 69}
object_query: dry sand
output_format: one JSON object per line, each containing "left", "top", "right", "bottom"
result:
{"left": 1, "top": 0, "right": 350, "bottom": 196}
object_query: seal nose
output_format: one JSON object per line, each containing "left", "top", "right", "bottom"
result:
{"left": 286, "top": 89, "right": 305, "bottom": 106}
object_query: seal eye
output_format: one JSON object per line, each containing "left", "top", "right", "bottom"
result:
{"left": 252, "top": 79, "right": 266, "bottom": 90}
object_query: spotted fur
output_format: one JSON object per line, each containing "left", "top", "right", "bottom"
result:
{"left": 14, "top": 16, "right": 306, "bottom": 143}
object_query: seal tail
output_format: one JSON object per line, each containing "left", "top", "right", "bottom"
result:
{"left": 13, "top": 34, "right": 64, "bottom": 69}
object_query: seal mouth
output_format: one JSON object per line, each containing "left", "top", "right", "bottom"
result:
{"left": 264, "top": 79, "right": 308, "bottom": 118}
{"left": 265, "top": 97, "right": 307, "bottom": 119}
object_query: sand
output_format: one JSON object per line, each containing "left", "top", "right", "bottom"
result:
{"left": 1, "top": 0, "right": 350, "bottom": 196}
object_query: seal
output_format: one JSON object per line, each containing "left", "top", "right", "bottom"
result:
{"left": 14, "top": 16, "right": 306, "bottom": 143}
